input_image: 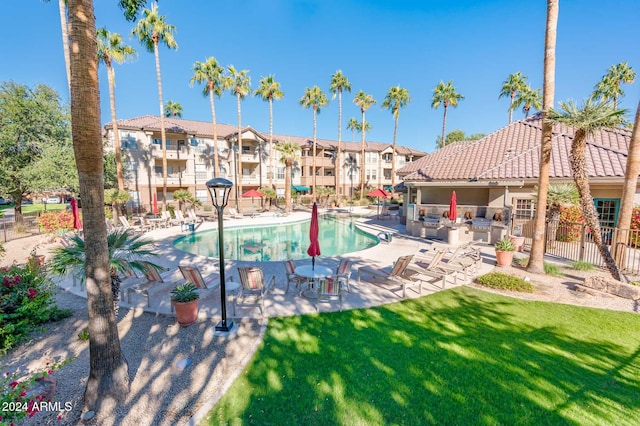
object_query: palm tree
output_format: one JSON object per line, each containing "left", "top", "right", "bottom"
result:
{"left": 547, "top": 97, "right": 626, "bottom": 280}
{"left": 431, "top": 81, "right": 464, "bottom": 147}
{"left": 164, "top": 100, "right": 182, "bottom": 117}
{"left": 131, "top": 3, "right": 178, "bottom": 211}
{"left": 344, "top": 154, "right": 359, "bottom": 199}
{"left": 275, "top": 140, "right": 301, "bottom": 212}
{"left": 228, "top": 65, "right": 251, "bottom": 211}
{"left": 347, "top": 117, "right": 360, "bottom": 142}
{"left": 513, "top": 85, "right": 542, "bottom": 118}
{"left": 299, "top": 86, "right": 329, "bottom": 201}
{"left": 255, "top": 75, "right": 284, "bottom": 187}
{"left": 353, "top": 90, "right": 376, "bottom": 196}
{"left": 382, "top": 86, "right": 411, "bottom": 188}
{"left": 528, "top": 0, "right": 558, "bottom": 275}
{"left": 190, "top": 56, "right": 230, "bottom": 178}
{"left": 68, "top": 0, "right": 130, "bottom": 408}
{"left": 533, "top": 183, "right": 579, "bottom": 244}
{"left": 49, "top": 230, "right": 163, "bottom": 317}
{"left": 330, "top": 71, "right": 352, "bottom": 198}
{"left": 613, "top": 101, "right": 640, "bottom": 265}
{"left": 593, "top": 62, "right": 636, "bottom": 109}
{"left": 499, "top": 72, "right": 528, "bottom": 124}
{"left": 97, "top": 27, "right": 136, "bottom": 191}
{"left": 104, "top": 188, "right": 130, "bottom": 227}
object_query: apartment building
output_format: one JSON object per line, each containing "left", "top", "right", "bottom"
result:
{"left": 104, "top": 115, "right": 426, "bottom": 211}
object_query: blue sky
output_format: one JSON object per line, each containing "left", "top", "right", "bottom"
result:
{"left": 1, "top": 1, "right": 638, "bottom": 153}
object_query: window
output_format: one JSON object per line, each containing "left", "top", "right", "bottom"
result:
{"left": 123, "top": 161, "right": 138, "bottom": 179}
{"left": 398, "top": 156, "right": 406, "bottom": 166}
{"left": 119, "top": 131, "right": 138, "bottom": 149}
{"left": 277, "top": 167, "right": 285, "bottom": 180}
{"left": 366, "top": 168, "right": 377, "bottom": 181}
{"left": 365, "top": 152, "right": 377, "bottom": 164}
{"left": 195, "top": 189, "right": 208, "bottom": 204}
{"left": 152, "top": 138, "right": 161, "bottom": 145}
{"left": 177, "top": 140, "right": 186, "bottom": 149}
{"left": 195, "top": 164, "right": 207, "bottom": 181}
{"left": 594, "top": 198, "right": 619, "bottom": 228}
{"left": 126, "top": 191, "right": 140, "bottom": 207}
{"left": 514, "top": 199, "right": 535, "bottom": 220}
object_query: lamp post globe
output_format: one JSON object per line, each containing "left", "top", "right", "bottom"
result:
{"left": 206, "top": 178, "right": 234, "bottom": 332}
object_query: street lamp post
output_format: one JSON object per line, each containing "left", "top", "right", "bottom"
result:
{"left": 206, "top": 177, "right": 234, "bottom": 333}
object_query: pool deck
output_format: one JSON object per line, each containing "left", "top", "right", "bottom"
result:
{"left": 55, "top": 206, "right": 498, "bottom": 320}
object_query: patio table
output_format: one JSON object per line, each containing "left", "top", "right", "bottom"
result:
{"left": 294, "top": 265, "right": 333, "bottom": 298}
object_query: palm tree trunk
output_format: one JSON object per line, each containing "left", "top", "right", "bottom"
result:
{"left": 285, "top": 160, "right": 292, "bottom": 212}
{"left": 441, "top": 106, "right": 448, "bottom": 147}
{"left": 392, "top": 114, "right": 398, "bottom": 188}
{"left": 509, "top": 92, "right": 514, "bottom": 124}
{"left": 336, "top": 89, "right": 342, "bottom": 200}
{"left": 153, "top": 40, "right": 168, "bottom": 211}
{"left": 237, "top": 93, "right": 243, "bottom": 212}
{"left": 68, "top": 0, "right": 130, "bottom": 410}
{"left": 269, "top": 98, "right": 273, "bottom": 187}
{"left": 360, "top": 111, "right": 366, "bottom": 197}
{"left": 312, "top": 107, "right": 317, "bottom": 203}
{"left": 528, "top": 0, "right": 558, "bottom": 275}
{"left": 107, "top": 66, "right": 124, "bottom": 190}
{"left": 58, "top": 0, "right": 71, "bottom": 94}
{"left": 571, "top": 129, "right": 621, "bottom": 281}
{"left": 613, "top": 100, "right": 640, "bottom": 266}
{"left": 209, "top": 87, "right": 220, "bottom": 178}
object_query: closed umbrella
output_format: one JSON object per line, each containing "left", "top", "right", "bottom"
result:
{"left": 307, "top": 202, "right": 321, "bottom": 270}
{"left": 367, "top": 188, "right": 389, "bottom": 218}
{"left": 448, "top": 191, "right": 457, "bottom": 221}
{"left": 70, "top": 197, "right": 82, "bottom": 230}
{"left": 153, "top": 193, "right": 159, "bottom": 215}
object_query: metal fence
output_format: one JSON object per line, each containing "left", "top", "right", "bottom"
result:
{"left": 513, "top": 218, "right": 640, "bottom": 275}
{"left": 1, "top": 212, "right": 42, "bottom": 243}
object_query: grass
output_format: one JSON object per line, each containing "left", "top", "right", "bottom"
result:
{"left": 572, "top": 260, "right": 595, "bottom": 271}
{"left": 204, "top": 287, "right": 640, "bottom": 425}
{"left": 0, "top": 204, "right": 66, "bottom": 213}
{"left": 543, "top": 262, "right": 562, "bottom": 276}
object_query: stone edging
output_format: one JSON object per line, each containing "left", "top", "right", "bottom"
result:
{"left": 583, "top": 276, "right": 640, "bottom": 300}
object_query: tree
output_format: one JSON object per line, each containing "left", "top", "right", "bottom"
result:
{"left": 533, "top": 183, "right": 579, "bottom": 243}
{"left": 353, "top": 90, "right": 376, "bottom": 196}
{"left": 104, "top": 188, "right": 130, "bottom": 226}
{"left": 528, "top": 0, "right": 558, "bottom": 275}
{"left": 190, "top": 56, "right": 230, "bottom": 178}
{"left": 593, "top": 62, "right": 636, "bottom": 109}
{"left": 513, "top": 85, "right": 542, "bottom": 118}
{"left": 300, "top": 86, "right": 329, "bottom": 201}
{"left": 172, "top": 188, "right": 192, "bottom": 212}
{"left": 275, "top": 140, "right": 301, "bottom": 212}
{"left": 499, "top": 72, "right": 528, "bottom": 124}
{"left": 49, "top": 229, "right": 163, "bottom": 317}
{"left": 131, "top": 2, "right": 178, "bottom": 211}
{"left": 330, "top": 71, "right": 352, "bottom": 198}
{"left": 431, "top": 80, "right": 464, "bottom": 147}
{"left": 547, "top": 97, "right": 626, "bottom": 280}
{"left": 255, "top": 75, "right": 284, "bottom": 187}
{"left": 382, "top": 86, "right": 411, "bottom": 188}
{"left": 68, "top": 0, "right": 128, "bottom": 412}
{"left": 435, "top": 129, "right": 486, "bottom": 148}
{"left": 97, "top": 27, "right": 136, "bottom": 191}
{"left": 228, "top": 65, "right": 251, "bottom": 211}
{"left": 0, "top": 82, "right": 74, "bottom": 221}
{"left": 612, "top": 100, "right": 640, "bottom": 266}
{"left": 164, "top": 100, "right": 182, "bottom": 117}
{"left": 347, "top": 117, "right": 370, "bottom": 143}
{"left": 344, "top": 154, "right": 359, "bottom": 199}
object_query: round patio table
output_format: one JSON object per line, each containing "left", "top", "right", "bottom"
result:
{"left": 294, "top": 265, "right": 333, "bottom": 298}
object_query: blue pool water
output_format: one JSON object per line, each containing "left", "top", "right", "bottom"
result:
{"left": 173, "top": 215, "right": 378, "bottom": 261}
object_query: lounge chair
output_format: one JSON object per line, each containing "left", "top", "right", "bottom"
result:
{"left": 409, "top": 249, "right": 460, "bottom": 288}
{"left": 236, "top": 266, "right": 276, "bottom": 316}
{"left": 118, "top": 215, "right": 144, "bottom": 234}
{"left": 178, "top": 265, "right": 219, "bottom": 291}
{"left": 187, "top": 209, "right": 203, "bottom": 223}
{"left": 224, "top": 208, "right": 243, "bottom": 219}
{"left": 125, "top": 264, "right": 179, "bottom": 307}
{"left": 357, "top": 254, "right": 421, "bottom": 298}
{"left": 316, "top": 277, "right": 343, "bottom": 312}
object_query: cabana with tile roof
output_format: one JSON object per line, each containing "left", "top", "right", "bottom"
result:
{"left": 397, "top": 113, "right": 634, "bottom": 243}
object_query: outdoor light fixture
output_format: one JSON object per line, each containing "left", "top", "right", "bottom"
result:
{"left": 206, "top": 177, "right": 234, "bottom": 332}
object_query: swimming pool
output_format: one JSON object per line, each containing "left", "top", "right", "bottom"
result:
{"left": 173, "top": 215, "right": 379, "bottom": 261}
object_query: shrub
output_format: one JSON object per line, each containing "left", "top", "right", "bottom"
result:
{"left": 35, "top": 210, "right": 74, "bottom": 235}
{"left": 495, "top": 237, "right": 515, "bottom": 252}
{"left": 556, "top": 205, "right": 584, "bottom": 242}
{"left": 0, "top": 263, "right": 72, "bottom": 353}
{"left": 476, "top": 272, "right": 534, "bottom": 292}
{"left": 571, "top": 260, "right": 595, "bottom": 271}
{"left": 514, "top": 256, "right": 529, "bottom": 267}
{"left": 544, "top": 263, "right": 561, "bottom": 276}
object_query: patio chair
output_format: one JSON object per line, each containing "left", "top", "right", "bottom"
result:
{"left": 357, "top": 254, "right": 421, "bottom": 298}
{"left": 329, "top": 258, "right": 352, "bottom": 292}
{"left": 187, "top": 209, "right": 203, "bottom": 223}
{"left": 178, "top": 265, "right": 219, "bottom": 292}
{"left": 225, "top": 208, "right": 243, "bottom": 219}
{"left": 118, "top": 216, "right": 144, "bottom": 234}
{"left": 283, "top": 260, "right": 305, "bottom": 293}
{"left": 316, "top": 276, "right": 343, "bottom": 312}
{"left": 409, "top": 249, "right": 461, "bottom": 288}
{"left": 125, "top": 264, "right": 178, "bottom": 307}
{"left": 236, "top": 266, "right": 276, "bottom": 316}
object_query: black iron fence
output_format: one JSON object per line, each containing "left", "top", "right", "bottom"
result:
{"left": 513, "top": 217, "right": 640, "bottom": 275}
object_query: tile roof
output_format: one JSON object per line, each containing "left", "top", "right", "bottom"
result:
{"left": 399, "top": 113, "right": 632, "bottom": 182}
{"left": 107, "top": 115, "right": 427, "bottom": 156}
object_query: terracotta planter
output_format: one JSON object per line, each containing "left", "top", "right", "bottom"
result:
{"left": 509, "top": 235, "right": 525, "bottom": 252}
{"left": 173, "top": 300, "right": 199, "bottom": 327}
{"left": 495, "top": 250, "right": 514, "bottom": 267}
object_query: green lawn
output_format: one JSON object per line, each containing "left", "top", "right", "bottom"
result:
{"left": 0, "top": 204, "right": 66, "bottom": 213}
{"left": 204, "top": 287, "right": 640, "bottom": 425}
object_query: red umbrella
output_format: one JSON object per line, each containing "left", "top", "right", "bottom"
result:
{"left": 153, "top": 192, "right": 159, "bottom": 215}
{"left": 448, "top": 191, "right": 457, "bottom": 221}
{"left": 242, "top": 189, "right": 264, "bottom": 212}
{"left": 307, "top": 202, "right": 321, "bottom": 270}
{"left": 70, "top": 197, "right": 82, "bottom": 230}
{"left": 366, "top": 188, "right": 389, "bottom": 218}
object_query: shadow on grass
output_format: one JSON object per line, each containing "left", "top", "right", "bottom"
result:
{"left": 207, "top": 287, "right": 640, "bottom": 425}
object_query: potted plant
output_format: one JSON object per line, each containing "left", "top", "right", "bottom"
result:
{"left": 170, "top": 283, "right": 200, "bottom": 327}
{"left": 494, "top": 237, "right": 516, "bottom": 267}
